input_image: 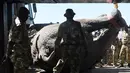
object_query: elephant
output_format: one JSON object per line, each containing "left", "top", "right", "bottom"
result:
{"left": 30, "top": 9, "right": 128, "bottom": 73}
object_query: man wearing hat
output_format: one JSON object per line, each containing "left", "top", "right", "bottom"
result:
{"left": 53, "top": 8, "right": 87, "bottom": 73}
{"left": 7, "top": 7, "right": 32, "bottom": 73}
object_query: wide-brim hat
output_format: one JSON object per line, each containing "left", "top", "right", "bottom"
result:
{"left": 64, "top": 8, "right": 75, "bottom": 17}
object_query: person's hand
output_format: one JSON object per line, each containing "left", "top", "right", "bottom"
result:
{"left": 5, "top": 53, "right": 8, "bottom": 58}
{"left": 54, "top": 45, "right": 59, "bottom": 51}
{"left": 55, "top": 45, "right": 59, "bottom": 49}
{"left": 5, "top": 51, "right": 10, "bottom": 59}
{"left": 54, "top": 45, "right": 60, "bottom": 56}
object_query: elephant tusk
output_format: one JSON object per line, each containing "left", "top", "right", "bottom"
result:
{"left": 41, "top": 51, "right": 55, "bottom": 62}
{"left": 47, "top": 51, "right": 55, "bottom": 61}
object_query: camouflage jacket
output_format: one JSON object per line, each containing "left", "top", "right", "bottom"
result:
{"left": 56, "top": 20, "right": 86, "bottom": 45}
{"left": 7, "top": 20, "right": 31, "bottom": 57}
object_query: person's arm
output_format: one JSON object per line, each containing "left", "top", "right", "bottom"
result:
{"left": 55, "top": 24, "right": 63, "bottom": 49}
{"left": 78, "top": 22, "right": 88, "bottom": 49}
{"left": 6, "top": 41, "right": 15, "bottom": 57}
{"left": 6, "top": 25, "right": 15, "bottom": 57}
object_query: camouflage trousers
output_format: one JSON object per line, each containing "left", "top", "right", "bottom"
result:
{"left": 53, "top": 44, "right": 85, "bottom": 73}
{"left": 118, "top": 44, "right": 129, "bottom": 64}
{"left": 10, "top": 44, "right": 32, "bottom": 73}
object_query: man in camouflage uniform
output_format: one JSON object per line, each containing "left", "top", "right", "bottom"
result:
{"left": 118, "top": 29, "right": 129, "bottom": 67}
{"left": 53, "top": 9, "right": 87, "bottom": 73}
{"left": 6, "top": 7, "right": 32, "bottom": 73}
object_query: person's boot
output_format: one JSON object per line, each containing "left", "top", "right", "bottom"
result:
{"left": 123, "top": 62, "right": 129, "bottom": 68}
{"left": 116, "top": 59, "right": 121, "bottom": 68}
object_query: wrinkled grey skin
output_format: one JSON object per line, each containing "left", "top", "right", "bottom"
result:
{"left": 30, "top": 9, "right": 128, "bottom": 72}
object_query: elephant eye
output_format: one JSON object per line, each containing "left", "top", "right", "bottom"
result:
{"left": 45, "top": 49, "right": 49, "bottom": 53}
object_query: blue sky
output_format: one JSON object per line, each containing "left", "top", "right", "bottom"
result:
{"left": 27, "top": 3, "right": 130, "bottom": 25}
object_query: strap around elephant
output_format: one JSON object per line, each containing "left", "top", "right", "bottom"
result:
{"left": 107, "top": 15, "right": 120, "bottom": 28}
